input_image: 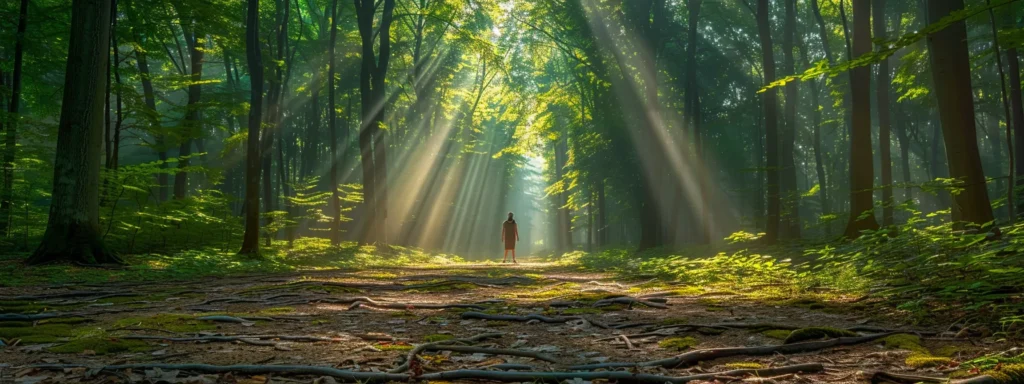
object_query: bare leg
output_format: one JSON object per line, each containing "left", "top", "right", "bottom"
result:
{"left": 512, "top": 249, "right": 517, "bottom": 264}
{"left": 502, "top": 250, "right": 508, "bottom": 263}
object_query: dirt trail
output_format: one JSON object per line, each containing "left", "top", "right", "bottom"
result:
{"left": 0, "top": 262, "right": 989, "bottom": 383}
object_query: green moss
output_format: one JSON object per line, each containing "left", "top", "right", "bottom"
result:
{"left": 659, "top": 336, "right": 699, "bottom": 351}
{"left": 113, "top": 314, "right": 216, "bottom": 333}
{"left": 405, "top": 282, "right": 476, "bottom": 293}
{"left": 980, "top": 363, "right": 1024, "bottom": 383}
{"left": 881, "top": 334, "right": 928, "bottom": 354}
{"left": 783, "top": 327, "right": 858, "bottom": 344}
{"left": 724, "top": 362, "right": 764, "bottom": 369}
{"left": 259, "top": 307, "right": 295, "bottom": 315}
{"left": 906, "top": 354, "right": 953, "bottom": 368}
{"left": 761, "top": 329, "right": 792, "bottom": 340}
{"left": 48, "top": 337, "right": 151, "bottom": 354}
{"left": 0, "top": 324, "right": 78, "bottom": 344}
{"left": 935, "top": 345, "right": 964, "bottom": 357}
{"left": 561, "top": 308, "right": 602, "bottom": 315}
{"left": 423, "top": 334, "right": 454, "bottom": 342}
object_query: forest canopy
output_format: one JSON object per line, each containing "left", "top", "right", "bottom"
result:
{"left": 0, "top": 0, "right": 1021, "bottom": 265}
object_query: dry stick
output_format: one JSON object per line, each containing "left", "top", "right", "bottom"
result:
{"left": 570, "top": 332, "right": 894, "bottom": 370}
{"left": 460, "top": 312, "right": 580, "bottom": 323}
{"left": 29, "top": 363, "right": 824, "bottom": 383}
{"left": 593, "top": 297, "right": 668, "bottom": 309}
{"left": 422, "top": 345, "right": 558, "bottom": 363}
{"left": 620, "top": 334, "right": 636, "bottom": 350}
{"left": 389, "top": 333, "right": 503, "bottom": 374}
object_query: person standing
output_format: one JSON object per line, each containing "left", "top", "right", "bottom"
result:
{"left": 501, "top": 212, "right": 519, "bottom": 263}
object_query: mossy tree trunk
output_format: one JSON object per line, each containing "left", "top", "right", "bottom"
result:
{"left": 238, "top": 0, "right": 263, "bottom": 257}
{"left": 28, "top": 0, "right": 121, "bottom": 265}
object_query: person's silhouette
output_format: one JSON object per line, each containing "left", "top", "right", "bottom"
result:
{"left": 501, "top": 212, "right": 519, "bottom": 264}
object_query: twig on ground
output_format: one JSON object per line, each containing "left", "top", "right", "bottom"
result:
{"left": 593, "top": 297, "right": 668, "bottom": 309}
{"left": 423, "top": 345, "right": 558, "bottom": 363}
{"left": 389, "top": 333, "right": 503, "bottom": 373}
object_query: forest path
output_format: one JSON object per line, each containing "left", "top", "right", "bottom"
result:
{"left": 0, "top": 261, "right": 978, "bottom": 383}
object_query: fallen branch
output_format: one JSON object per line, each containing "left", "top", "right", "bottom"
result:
{"left": 460, "top": 312, "right": 580, "bottom": 323}
{"left": 620, "top": 335, "right": 636, "bottom": 350}
{"left": 29, "top": 363, "right": 823, "bottom": 383}
{"left": 570, "top": 333, "right": 894, "bottom": 370}
{"left": 389, "top": 333, "right": 503, "bottom": 373}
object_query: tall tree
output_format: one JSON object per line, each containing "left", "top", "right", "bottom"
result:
{"left": 781, "top": 0, "right": 800, "bottom": 238}
{"left": 328, "top": 0, "right": 341, "bottom": 245}
{"left": 844, "top": 0, "right": 879, "bottom": 237}
{"left": 989, "top": 0, "right": 1014, "bottom": 223}
{"left": 926, "top": 0, "right": 994, "bottom": 227}
{"left": 172, "top": 2, "right": 205, "bottom": 199}
{"left": 1005, "top": 7, "right": 1024, "bottom": 218}
{"left": 354, "top": 0, "right": 396, "bottom": 244}
{"left": 685, "top": 0, "right": 707, "bottom": 244}
{"left": 873, "top": 0, "right": 893, "bottom": 226}
{"left": 238, "top": 0, "right": 264, "bottom": 257}
{"left": 755, "top": 0, "right": 780, "bottom": 243}
{"left": 1, "top": 0, "right": 29, "bottom": 236}
{"left": 27, "top": 0, "right": 120, "bottom": 264}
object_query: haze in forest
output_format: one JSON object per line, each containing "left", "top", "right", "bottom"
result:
{"left": 0, "top": 0, "right": 1021, "bottom": 263}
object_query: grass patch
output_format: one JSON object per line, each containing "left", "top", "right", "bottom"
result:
{"left": 761, "top": 329, "right": 792, "bottom": 340}
{"left": 561, "top": 308, "right": 602, "bottom": 315}
{"left": 0, "top": 323, "right": 80, "bottom": 344}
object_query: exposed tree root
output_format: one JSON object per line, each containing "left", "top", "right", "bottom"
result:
{"left": 460, "top": 311, "right": 580, "bottom": 323}
{"left": 593, "top": 297, "right": 668, "bottom": 309}
{"left": 6, "top": 290, "right": 120, "bottom": 301}
{"left": 570, "top": 333, "right": 894, "bottom": 370}
{"left": 346, "top": 297, "right": 487, "bottom": 310}
{"left": 29, "top": 362, "right": 824, "bottom": 383}
{"left": 422, "top": 345, "right": 558, "bottom": 363}
{"left": 121, "top": 335, "right": 343, "bottom": 345}
{"left": 0, "top": 306, "right": 158, "bottom": 321}
{"left": 389, "top": 333, "right": 504, "bottom": 373}
{"left": 869, "top": 371, "right": 999, "bottom": 384}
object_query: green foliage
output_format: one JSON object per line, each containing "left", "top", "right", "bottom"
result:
{"left": 48, "top": 336, "right": 151, "bottom": 355}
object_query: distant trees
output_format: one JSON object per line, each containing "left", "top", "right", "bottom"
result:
{"left": 28, "top": 0, "right": 118, "bottom": 264}
{"left": 0, "top": 0, "right": 28, "bottom": 236}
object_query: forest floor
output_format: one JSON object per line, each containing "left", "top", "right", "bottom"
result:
{"left": 0, "top": 259, "right": 1012, "bottom": 383}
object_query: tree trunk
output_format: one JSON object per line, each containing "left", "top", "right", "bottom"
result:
{"left": 28, "top": 0, "right": 120, "bottom": 265}
{"left": 327, "top": 0, "right": 340, "bottom": 245}
{"left": 111, "top": 0, "right": 122, "bottom": 171}
{"left": 796, "top": 16, "right": 830, "bottom": 230}
{"left": 844, "top": 0, "right": 880, "bottom": 237}
{"left": 1, "top": 0, "right": 29, "bottom": 236}
{"left": 1011, "top": 46, "right": 1024, "bottom": 216}
{"left": 756, "top": 0, "right": 781, "bottom": 243}
{"left": 781, "top": 0, "right": 800, "bottom": 239}
{"left": 355, "top": 0, "right": 396, "bottom": 245}
{"left": 988, "top": 0, "right": 1014, "bottom": 223}
{"left": 685, "top": 0, "right": 709, "bottom": 244}
{"left": 926, "top": 0, "right": 995, "bottom": 227}
{"left": 874, "top": 0, "right": 894, "bottom": 226}
{"left": 173, "top": 11, "right": 204, "bottom": 200}
{"left": 238, "top": 0, "right": 264, "bottom": 257}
